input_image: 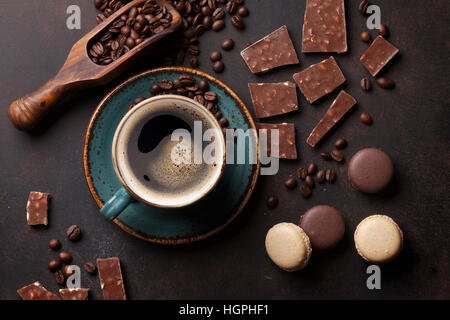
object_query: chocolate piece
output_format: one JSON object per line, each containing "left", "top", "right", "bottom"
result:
{"left": 302, "top": 0, "right": 348, "bottom": 53}
{"left": 307, "top": 90, "right": 356, "bottom": 147}
{"left": 241, "top": 25, "right": 299, "bottom": 74}
{"left": 300, "top": 205, "right": 345, "bottom": 249}
{"left": 293, "top": 56, "right": 345, "bottom": 103}
{"left": 348, "top": 148, "right": 394, "bottom": 193}
{"left": 97, "top": 257, "right": 126, "bottom": 300}
{"left": 26, "top": 192, "right": 50, "bottom": 226}
{"left": 59, "top": 288, "right": 89, "bottom": 300}
{"left": 360, "top": 36, "right": 399, "bottom": 76}
{"left": 17, "top": 282, "right": 60, "bottom": 300}
{"left": 256, "top": 123, "right": 297, "bottom": 159}
{"left": 248, "top": 82, "right": 298, "bottom": 118}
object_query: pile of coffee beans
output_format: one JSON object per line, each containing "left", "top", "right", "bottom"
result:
{"left": 319, "top": 138, "right": 348, "bottom": 163}
{"left": 129, "top": 74, "right": 230, "bottom": 129}
{"left": 92, "top": 0, "right": 250, "bottom": 70}
{"left": 89, "top": 0, "right": 173, "bottom": 65}
{"left": 294, "top": 162, "right": 337, "bottom": 199}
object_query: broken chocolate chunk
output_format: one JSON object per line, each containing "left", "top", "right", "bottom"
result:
{"left": 307, "top": 90, "right": 357, "bottom": 147}
{"left": 17, "top": 282, "right": 60, "bottom": 300}
{"left": 59, "top": 288, "right": 90, "bottom": 300}
{"left": 241, "top": 25, "right": 299, "bottom": 74}
{"left": 360, "top": 36, "right": 399, "bottom": 76}
{"left": 97, "top": 257, "right": 126, "bottom": 300}
{"left": 256, "top": 122, "right": 297, "bottom": 159}
{"left": 293, "top": 56, "right": 346, "bottom": 103}
{"left": 26, "top": 192, "right": 50, "bottom": 226}
{"left": 248, "top": 82, "right": 299, "bottom": 118}
{"left": 302, "top": 0, "right": 348, "bottom": 53}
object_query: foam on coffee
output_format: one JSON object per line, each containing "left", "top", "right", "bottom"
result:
{"left": 114, "top": 96, "right": 224, "bottom": 207}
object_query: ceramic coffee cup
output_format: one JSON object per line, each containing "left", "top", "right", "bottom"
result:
{"left": 100, "top": 95, "right": 226, "bottom": 220}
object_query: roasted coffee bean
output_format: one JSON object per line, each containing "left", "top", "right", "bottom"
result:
{"left": 58, "top": 251, "right": 72, "bottom": 264}
{"left": 84, "top": 262, "right": 97, "bottom": 274}
{"left": 149, "top": 84, "right": 161, "bottom": 95}
{"left": 378, "top": 24, "right": 389, "bottom": 37}
{"left": 221, "top": 38, "right": 234, "bottom": 50}
{"left": 193, "top": 13, "right": 204, "bottom": 26}
{"left": 360, "top": 77, "right": 371, "bottom": 91}
{"left": 238, "top": 6, "right": 249, "bottom": 17}
{"left": 210, "top": 50, "right": 222, "bottom": 62}
{"left": 214, "top": 111, "right": 223, "bottom": 120}
{"left": 48, "top": 259, "right": 62, "bottom": 272}
{"left": 266, "top": 196, "right": 278, "bottom": 209}
{"left": 204, "top": 91, "right": 217, "bottom": 101}
{"left": 213, "top": 60, "right": 225, "bottom": 73}
{"left": 202, "top": 5, "right": 212, "bottom": 16}
{"left": 335, "top": 138, "right": 347, "bottom": 149}
{"left": 94, "top": 0, "right": 104, "bottom": 9}
{"left": 66, "top": 225, "right": 81, "bottom": 241}
{"left": 212, "top": 8, "right": 225, "bottom": 20}
{"left": 208, "top": 0, "right": 217, "bottom": 10}
{"left": 194, "top": 95, "right": 205, "bottom": 105}
{"left": 325, "top": 169, "right": 336, "bottom": 182}
{"left": 360, "top": 31, "right": 371, "bottom": 42}
{"left": 284, "top": 177, "right": 297, "bottom": 189}
{"left": 307, "top": 162, "right": 317, "bottom": 176}
{"left": 218, "top": 117, "right": 229, "bottom": 127}
{"left": 55, "top": 270, "right": 65, "bottom": 285}
{"left": 203, "top": 16, "right": 213, "bottom": 29}
{"left": 358, "top": 0, "right": 369, "bottom": 14}
{"left": 305, "top": 176, "right": 315, "bottom": 188}
{"left": 49, "top": 238, "right": 61, "bottom": 250}
{"left": 376, "top": 77, "right": 395, "bottom": 89}
{"left": 360, "top": 113, "right": 373, "bottom": 125}
{"left": 96, "top": 13, "right": 106, "bottom": 24}
{"left": 297, "top": 167, "right": 308, "bottom": 180}
{"left": 331, "top": 149, "right": 345, "bottom": 162}
{"left": 320, "top": 152, "right": 332, "bottom": 160}
{"left": 159, "top": 79, "right": 173, "bottom": 90}
{"left": 226, "top": 1, "right": 237, "bottom": 14}
{"left": 230, "top": 15, "right": 244, "bottom": 29}
{"left": 316, "top": 170, "right": 325, "bottom": 183}
{"left": 299, "top": 185, "right": 312, "bottom": 198}
{"left": 212, "top": 19, "right": 225, "bottom": 31}
{"left": 198, "top": 80, "right": 209, "bottom": 91}
{"left": 63, "top": 265, "right": 75, "bottom": 278}
{"left": 188, "top": 45, "right": 200, "bottom": 55}
{"left": 126, "top": 37, "right": 135, "bottom": 49}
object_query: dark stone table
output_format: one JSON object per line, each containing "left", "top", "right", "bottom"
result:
{"left": 0, "top": 0, "right": 448, "bottom": 299}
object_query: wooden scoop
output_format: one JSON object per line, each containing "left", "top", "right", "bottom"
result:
{"left": 8, "top": 0, "right": 181, "bottom": 131}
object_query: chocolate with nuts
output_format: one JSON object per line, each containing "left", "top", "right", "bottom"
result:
{"left": 256, "top": 122, "right": 297, "bottom": 159}
{"left": 97, "top": 257, "right": 127, "bottom": 300}
{"left": 360, "top": 36, "right": 399, "bottom": 77}
{"left": 248, "top": 82, "right": 299, "bottom": 118}
{"left": 26, "top": 192, "right": 50, "bottom": 226}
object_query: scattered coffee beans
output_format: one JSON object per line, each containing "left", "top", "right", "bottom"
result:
{"left": 334, "top": 138, "right": 347, "bottom": 149}
{"left": 325, "top": 169, "right": 336, "bottom": 182}
{"left": 331, "top": 149, "right": 345, "bottom": 162}
{"left": 376, "top": 77, "right": 395, "bottom": 89}
{"left": 316, "top": 170, "right": 325, "bottom": 183}
{"left": 360, "top": 78, "right": 371, "bottom": 91}
{"left": 378, "top": 24, "right": 390, "bottom": 37}
{"left": 238, "top": 6, "right": 249, "bottom": 17}
{"left": 320, "top": 152, "right": 332, "bottom": 160}
{"left": 212, "top": 19, "right": 225, "bottom": 31}
{"left": 84, "top": 262, "right": 97, "bottom": 274}
{"left": 66, "top": 225, "right": 81, "bottom": 241}
{"left": 48, "top": 259, "right": 62, "bottom": 272}
{"left": 210, "top": 50, "right": 222, "bottom": 62}
{"left": 54, "top": 270, "right": 65, "bottom": 285}
{"left": 49, "top": 238, "right": 61, "bottom": 250}
{"left": 231, "top": 15, "right": 244, "bottom": 29}
{"left": 360, "top": 31, "right": 371, "bottom": 42}
{"left": 307, "top": 162, "right": 317, "bottom": 176}
{"left": 360, "top": 113, "right": 373, "bottom": 125}
{"left": 58, "top": 251, "right": 73, "bottom": 264}
{"left": 305, "top": 176, "right": 315, "bottom": 188}
{"left": 299, "top": 185, "right": 312, "bottom": 198}
{"left": 297, "top": 167, "right": 308, "bottom": 180}
{"left": 358, "top": 0, "right": 369, "bottom": 14}
{"left": 221, "top": 38, "right": 234, "bottom": 50}
{"left": 213, "top": 60, "right": 225, "bottom": 73}
{"left": 267, "top": 196, "right": 279, "bottom": 209}
{"left": 284, "top": 177, "right": 297, "bottom": 189}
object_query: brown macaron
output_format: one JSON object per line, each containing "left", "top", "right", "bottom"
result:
{"left": 300, "top": 205, "right": 345, "bottom": 249}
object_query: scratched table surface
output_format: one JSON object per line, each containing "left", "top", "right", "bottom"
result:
{"left": 0, "top": 0, "right": 449, "bottom": 300}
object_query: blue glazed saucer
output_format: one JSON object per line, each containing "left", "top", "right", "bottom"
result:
{"left": 83, "top": 67, "right": 260, "bottom": 244}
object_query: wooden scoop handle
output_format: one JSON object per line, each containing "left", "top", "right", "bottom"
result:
{"left": 8, "top": 77, "right": 77, "bottom": 131}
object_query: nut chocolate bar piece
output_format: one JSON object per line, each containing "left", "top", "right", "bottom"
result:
{"left": 293, "top": 56, "right": 345, "bottom": 103}
{"left": 26, "top": 191, "right": 50, "bottom": 226}
{"left": 360, "top": 36, "right": 399, "bottom": 76}
{"left": 256, "top": 123, "right": 297, "bottom": 159}
{"left": 17, "top": 282, "right": 61, "bottom": 300}
{"left": 241, "top": 25, "right": 299, "bottom": 74}
{"left": 307, "top": 90, "right": 356, "bottom": 147}
{"left": 59, "top": 288, "right": 89, "bottom": 300}
{"left": 248, "top": 82, "right": 299, "bottom": 118}
{"left": 97, "top": 257, "right": 126, "bottom": 300}
{"left": 302, "top": 0, "right": 348, "bottom": 53}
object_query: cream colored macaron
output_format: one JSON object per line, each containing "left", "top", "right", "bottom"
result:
{"left": 354, "top": 215, "right": 403, "bottom": 264}
{"left": 265, "top": 222, "right": 312, "bottom": 271}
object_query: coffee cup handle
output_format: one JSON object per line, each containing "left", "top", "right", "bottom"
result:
{"left": 99, "top": 187, "right": 133, "bottom": 221}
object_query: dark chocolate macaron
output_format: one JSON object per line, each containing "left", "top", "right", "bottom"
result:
{"left": 348, "top": 148, "right": 394, "bottom": 193}
{"left": 299, "top": 205, "right": 345, "bottom": 250}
